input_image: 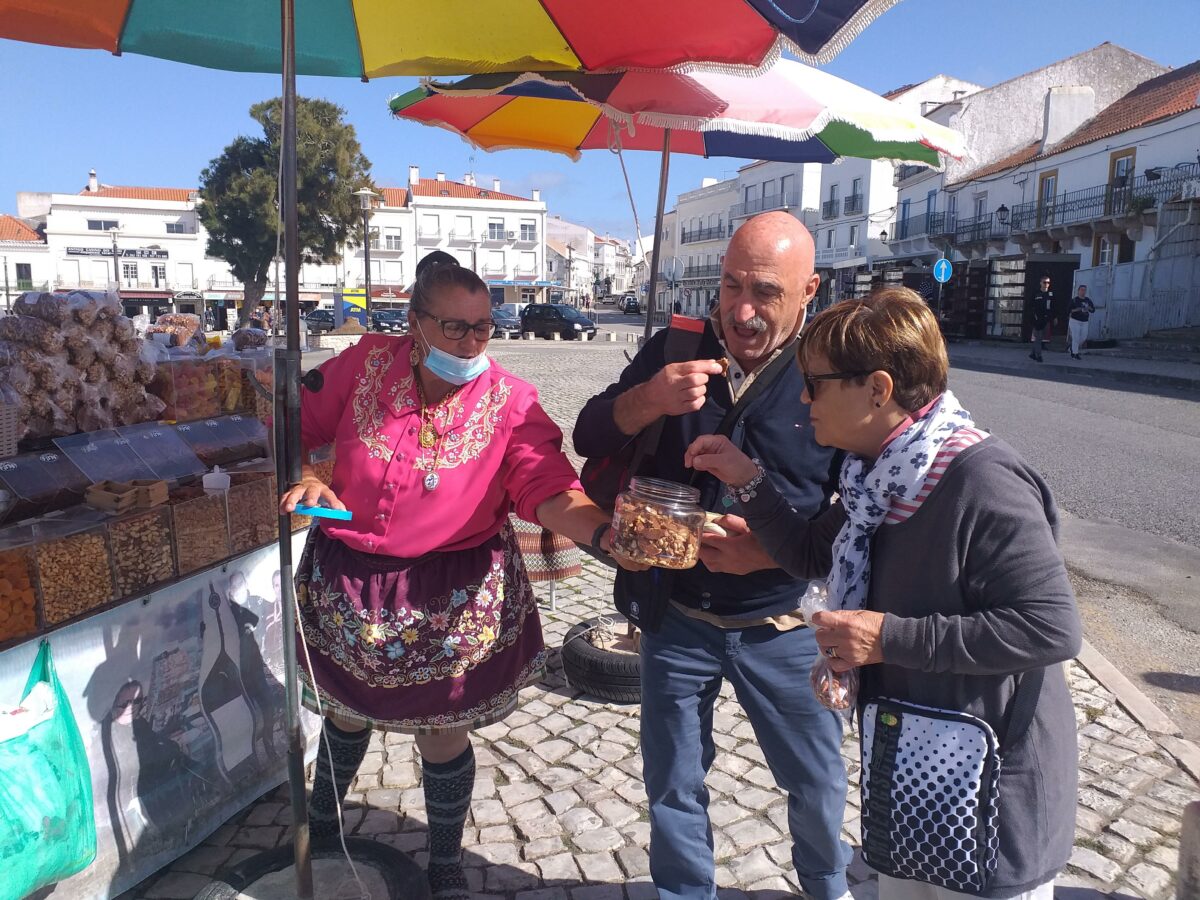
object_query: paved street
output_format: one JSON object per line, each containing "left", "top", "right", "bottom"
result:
{"left": 124, "top": 339, "right": 1199, "bottom": 900}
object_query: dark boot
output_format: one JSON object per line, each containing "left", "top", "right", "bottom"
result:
{"left": 423, "top": 745, "right": 475, "bottom": 900}
{"left": 309, "top": 719, "right": 371, "bottom": 839}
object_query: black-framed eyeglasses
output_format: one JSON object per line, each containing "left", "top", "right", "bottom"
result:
{"left": 803, "top": 370, "right": 872, "bottom": 397}
{"left": 419, "top": 311, "right": 496, "bottom": 340}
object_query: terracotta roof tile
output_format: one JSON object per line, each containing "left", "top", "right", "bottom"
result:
{"left": 1046, "top": 59, "right": 1200, "bottom": 156}
{"left": 80, "top": 185, "right": 195, "bottom": 202}
{"left": 883, "top": 82, "right": 919, "bottom": 100}
{"left": 379, "top": 187, "right": 409, "bottom": 207}
{"left": 409, "top": 178, "right": 529, "bottom": 202}
{"left": 0, "top": 215, "right": 42, "bottom": 242}
{"left": 948, "top": 141, "right": 1041, "bottom": 186}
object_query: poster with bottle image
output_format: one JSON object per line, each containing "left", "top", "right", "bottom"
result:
{"left": 0, "top": 534, "right": 315, "bottom": 900}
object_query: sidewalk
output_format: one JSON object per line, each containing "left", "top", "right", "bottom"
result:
{"left": 947, "top": 340, "right": 1200, "bottom": 394}
{"left": 123, "top": 558, "right": 1198, "bottom": 900}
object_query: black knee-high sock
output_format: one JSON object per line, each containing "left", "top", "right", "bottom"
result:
{"left": 309, "top": 720, "right": 371, "bottom": 839}
{"left": 422, "top": 744, "right": 474, "bottom": 900}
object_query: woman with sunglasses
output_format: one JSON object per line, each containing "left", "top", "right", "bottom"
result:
{"left": 280, "top": 252, "right": 640, "bottom": 900}
{"left": 686, "top": 287, "right": 1080, "bottom": 900}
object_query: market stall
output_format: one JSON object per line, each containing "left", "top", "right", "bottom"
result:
{"left": 0, "top": 291, "right": 329, "bottom": 899}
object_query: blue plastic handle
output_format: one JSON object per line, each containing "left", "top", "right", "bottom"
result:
{"left": 294, "top": 504, "right": 353, "bottom": 521}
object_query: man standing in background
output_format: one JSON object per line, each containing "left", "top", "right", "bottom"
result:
{"left": 1068, "top": 284, "right": 1096, "bottom": 360}
{"left": 1029, "top": 275, "right": 1054, "bottom": 361}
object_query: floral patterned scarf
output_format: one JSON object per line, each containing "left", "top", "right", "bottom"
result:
{"left": 827, "top": 390, "right": 977, "bottom": 611}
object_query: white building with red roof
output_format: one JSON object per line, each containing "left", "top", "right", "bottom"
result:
{"left": 0, "top": 213, "right": 50, "bottom": 311}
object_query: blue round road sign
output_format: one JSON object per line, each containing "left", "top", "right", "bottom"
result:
{"left": 933, "top": 258, "right": 952, "bottom": 283}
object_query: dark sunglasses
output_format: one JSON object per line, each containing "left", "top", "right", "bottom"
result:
{"left": 419, "top": 311, "right": 496, "bottom": 341}
{"left": 803, "top": 370, "right": 872, "bottom": 397}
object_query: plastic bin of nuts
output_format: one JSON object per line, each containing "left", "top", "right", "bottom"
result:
{"left": 33, "top": 517, "right": 116, "bottom": 625}
{"left": 108, "top": 506, "right": 176, "bottom": 598}
{"left": 0, "top": 524, "right": 41, "bottom": 644}
{"left": 228, "top": 473, "right": 278, "bottom": 554}
{"left": 169, "top": 486, "right": 231, "bottom": 575}
{"left": 610, "top": 477, "right": 704, "bottom": 570}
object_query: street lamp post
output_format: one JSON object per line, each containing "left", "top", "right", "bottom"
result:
{"left": 470, "top": 236, "right": 482, "bottom": 278}
{"left": 109, "top": 226, "right": 121, "bottom": 287}
{"left": 1, "top": 255, "right": 10, "bottom": 314}
{"left": 353, "top": 187, "right": 378, "bottom": 318}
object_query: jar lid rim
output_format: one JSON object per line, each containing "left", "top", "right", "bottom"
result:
{"left": 629, "top": 476, "right": 701, "bottom": 504}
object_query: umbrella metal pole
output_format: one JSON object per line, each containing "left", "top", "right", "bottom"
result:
{"left": 275, "top": 0, "right": 313, "bottom": 896}
{"left": 642, "top": 129, "right": 672, "bottom": 344}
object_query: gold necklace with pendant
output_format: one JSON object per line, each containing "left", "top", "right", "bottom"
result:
{"left": 414, "top": 367, "right": 456, "bottom": 491}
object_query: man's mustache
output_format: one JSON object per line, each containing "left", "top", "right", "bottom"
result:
{"left": 725, "top": 312, "right": 768, "bottom": 334}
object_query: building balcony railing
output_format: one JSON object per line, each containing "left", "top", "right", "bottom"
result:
{"left": 843, "top": 194, "right": 864, "bottom": 216}
{"left": 683, "top": 264, "right": 721, "bottom": 279}
{"left": 821, "top": 199, "right": 841, "bottom": 220}
{"left": 893, "top": 210, "right": 956, "bottom": 241}
{"left": 482, "top": 232, "right": 510, "bottom": 245}
{"left": 482, "top": 264, "right": 507, "bottom": 275}
{"left": 680, "top": 225, "right": 727, "bottom": 244}
{"left": 447, "top": 229, "right": 475, "bottom": 244}
{"left": 729, "top": 190, "right": 801, "bottom": 219}
{"left": 814, "top": 246, "right": 854, "bottom": 266}
{"left": 894, "top": 163, "right": 932, "bottom": 186}
{"left": 417, "top": 228, "right": 441, "bottom": 243}
{"left": 514, "top": 232, "right": 538, "bottom": 245}
{"left": 13, "top": 280, "right": 47, "bottom": 292}
{"left": 1009, "top": 161, "right": 1200, "bottom": 233}
{"left": 953, "top": 213, "right": 1010, "bottom": 244}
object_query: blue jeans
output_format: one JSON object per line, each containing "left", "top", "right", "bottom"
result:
{"left": 640, "top": 604, "right": 851, "bottom": 900}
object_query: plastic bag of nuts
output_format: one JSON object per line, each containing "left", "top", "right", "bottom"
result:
{"left": 0, "top": 534, "right": 40, "bottom": 643}
{"left": 169, "top": 487, "right": 231, "bottom": 575}
{"left": 109, "top": 507, "right": 176, "bottom": 598}
{"left": 799, "top": 581, "right": 859, "bottom": 716}
{"left": 34, "top": 522, "right": 115, "bottom": 625}
{"left": 610, "top": 477, "right": 704, "bottom": 570}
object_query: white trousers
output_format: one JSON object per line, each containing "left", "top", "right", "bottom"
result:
{"left": 1068, "top": 317, "right": 1089, "bottom": 355}
{"left": 877, "top": 874, "right": 1055, "bottom": 900}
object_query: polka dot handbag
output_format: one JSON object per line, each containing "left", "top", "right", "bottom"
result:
{"left": 859, "top": 670, "right": 1044, "bottom": 893}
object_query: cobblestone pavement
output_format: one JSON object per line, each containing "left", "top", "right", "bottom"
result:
{"left": 125, "top": 341, "right": 1197, "bottom": 900}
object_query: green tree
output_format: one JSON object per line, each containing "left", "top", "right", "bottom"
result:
{"left": 199, "top": 97, "right": 372, "bottom": 326}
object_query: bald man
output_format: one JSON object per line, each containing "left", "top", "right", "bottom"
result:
{"left": 574, "top": 212, "right": 850, "bottom": 900}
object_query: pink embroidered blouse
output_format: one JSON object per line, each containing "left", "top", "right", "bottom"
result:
{"left": 300, "top": 335, "right": 581, "bottom": 557}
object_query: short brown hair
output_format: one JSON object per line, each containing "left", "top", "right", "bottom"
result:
{"left": 797, "top": 287, "right": 949, "bottom": 412}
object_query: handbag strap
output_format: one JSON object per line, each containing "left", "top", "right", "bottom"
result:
{"left": 999, "top": 667, "right": 1045, "bottom": 756}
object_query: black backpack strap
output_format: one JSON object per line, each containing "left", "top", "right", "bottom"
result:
{"left": 999, "top": 667, "right": 1045, "bottom": 755}
{"left": 626, "top": 318, "right": 708, "bottom": 476}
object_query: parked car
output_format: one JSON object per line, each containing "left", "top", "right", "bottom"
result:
{"left": 619, "top": 295, "right": 641, "bottom": 315}
{"left": 520, "top": 303, "right": 598, "bottom": 340}
{"left": 495, "top": 301, "right": 528, "bottom": 320}
{"left": 492, "top": 310, "right": 523, "bottom": 339}
{"left": 370, "top": 309, "right": 408, "bottom": 334}
{"left": 304, "top": 309, "right": 335, "bottom": 332}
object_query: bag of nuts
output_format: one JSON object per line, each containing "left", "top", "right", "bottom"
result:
{"left": 799, "top": 581, "right": 859, "bottom": 718}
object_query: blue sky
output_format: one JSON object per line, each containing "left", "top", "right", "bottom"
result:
{"left": 1, "top": 0, "right": 1197, "bottom": 239}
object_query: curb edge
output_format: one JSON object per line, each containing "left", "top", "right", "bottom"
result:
{"left": 1076, "top": 639, "right": 1200, "bottom": 783}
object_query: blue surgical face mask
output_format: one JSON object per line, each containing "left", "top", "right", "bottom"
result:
{"left": 416, "top": 319, "right": 491, "bottom": 386}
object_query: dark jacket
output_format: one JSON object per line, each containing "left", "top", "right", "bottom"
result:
{"left": 573, "top": 322, "right": 837, "bottom": 619}
{"left": 1029, "top": 290, "right": 1053, "bottom": 326}
{"left": 742, "top": 436, "right": 1082, "bottom": 896}
{"left": 1069, "top": 295, "right": 1095, "bottom": 322}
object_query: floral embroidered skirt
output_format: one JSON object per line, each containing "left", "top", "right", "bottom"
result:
{"left": 295, "top": 524, "right": 546, "bottom": 734}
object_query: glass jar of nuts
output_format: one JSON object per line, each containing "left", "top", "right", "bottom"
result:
{"left": 611, "top": 477, "right": 705, "bottom": 569}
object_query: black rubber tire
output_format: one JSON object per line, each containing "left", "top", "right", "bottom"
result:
{"left": 561, "top": 618, "right": 641, "bottom": 704}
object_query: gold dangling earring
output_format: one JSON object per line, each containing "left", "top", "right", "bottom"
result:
{"left": 409, "top": 345, "right": 421, "bottom": 368}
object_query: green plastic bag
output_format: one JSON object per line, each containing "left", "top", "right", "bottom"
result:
{"left": 0, "top": 641, "right": 96, "bottom": 900}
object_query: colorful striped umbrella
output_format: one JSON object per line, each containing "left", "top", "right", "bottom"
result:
{"left": 388, "top": 60, "right": 965, "bottom": 167}
{"left": 0, "top": 0, "right": 903, "bottom": 75}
